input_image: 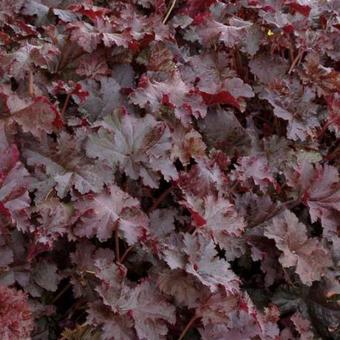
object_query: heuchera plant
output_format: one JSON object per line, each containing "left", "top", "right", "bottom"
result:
{"left": 0, "top": 0, "right": 339, "bottom": 339}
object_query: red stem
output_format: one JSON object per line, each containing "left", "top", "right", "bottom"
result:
{"left": 121, "top": 245, "right": 134, "bottom": 263}
{"left": 60, "top": 93, "right": 71, "bottom": 118}
{"left": 52, "top": 283, "right": 71, "bottom": 304}
{"left": 28, "top": 70, "right": 34, "bottom": 97}
{"left": 288, "top": 49, "right": 303, "bottom": 74}
{"left": 148, "top": 185, "right": 173, "bottom": 214}
{"left": 325, "top": 147, "right": 340, "bottom": 161}
{"left": 248, "top": 199, "right": 300, "bottom": 228}
{"left": 163, "top": 0, "right": 177, "bottom": 24}
{"left": 178, "top": 315, "right": 199, "bottom": 340}
{"left": 121, "top": 185, "right": 173, "bottom": 263}
{"left": 317, "top": 116, "right": 340, "bottom": 139}
{"left": 115, "top": 228, "right": 120, "bottom": 263}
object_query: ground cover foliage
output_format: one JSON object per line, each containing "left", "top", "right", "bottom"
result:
{"left": 0, "top": 0, "right": 339, "bottom": 339}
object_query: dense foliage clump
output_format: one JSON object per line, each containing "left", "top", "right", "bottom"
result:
{"left": 0, "top": 0, "right": 339, "bottom": 339}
